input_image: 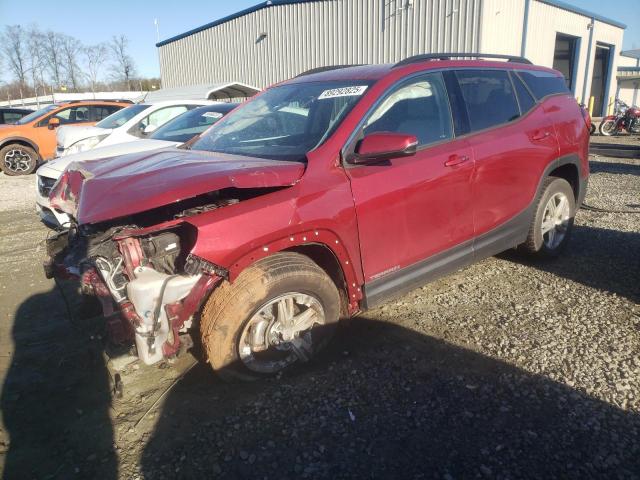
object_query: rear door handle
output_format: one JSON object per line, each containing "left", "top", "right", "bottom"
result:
{"left": 531, "top": 131, "right": 551, "bottom": 141}
{"left": 444, "top": 154, "right": 470, "bottom": 167}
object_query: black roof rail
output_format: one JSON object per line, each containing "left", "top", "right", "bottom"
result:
{"left": 296, "top": 64, "right": 362, "bottom": 77}
{"left": 57, "top": 98, "right": 134, "bottom": 104}
{"left": 395, "top": 53, "right": 533, "bottom": 67}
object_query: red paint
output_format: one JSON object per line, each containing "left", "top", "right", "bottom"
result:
{"left": 352, "top": 132, "right": 418, "bottom": 163}
{"left": 117, "top": 237, "right": 144, "bottom": 279}
{"left": 56, "top": 59, "right": 588, "bottom": 315}
{"left": 50, "top": 149, "right": 305, "bottom": 225}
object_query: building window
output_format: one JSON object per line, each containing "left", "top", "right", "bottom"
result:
{"left": 553, "top": 33, "right": 579, "bottom": 92}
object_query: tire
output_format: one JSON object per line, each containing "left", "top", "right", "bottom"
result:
{"left": 598, "top": 119, "right": 617, "bottom": 136}
{"left": 589, "top": 123, "right": 596, "bottom": 136}
{"left": 200, "top": 252, "right": 341, "bottom": 381}
{"left": 0, "top": 143, "right": 40, "bottom": 175}
{"left": 520, "top": 177, "right": 575, "bottom": 258}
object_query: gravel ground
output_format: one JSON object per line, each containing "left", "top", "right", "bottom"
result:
{"left": 0, "top": 151, "right": 639, "bottom": 479}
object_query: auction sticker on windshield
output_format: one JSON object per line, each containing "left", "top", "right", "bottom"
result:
{"left": 318, "top": 85, "right": 368, "bottom": 99}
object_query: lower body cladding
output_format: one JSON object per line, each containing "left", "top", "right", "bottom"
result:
{"left": 46, "top": 226, "right": 223, "bottom": 365}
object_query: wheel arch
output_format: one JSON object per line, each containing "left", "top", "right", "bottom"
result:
{"left": 0, "top": 136, "right": 40, "bottom": 154}
{"left": 224, "top": 229, "right": 362, "bottom": 313}
{"left": 548, "top": 162, "right": 579, "bottom": 202}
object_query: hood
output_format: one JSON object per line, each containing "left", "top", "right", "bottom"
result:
{"left": 41, "top": 139, "right": 176, "bottom": 174}
{"left": 49, "top": 148, "right": 305, "bottom": 225}
{"left": 57, "top": 125, "right": 112, "bottom": 149}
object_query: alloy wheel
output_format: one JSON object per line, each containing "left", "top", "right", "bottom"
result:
{"left": 3, "top": 148, "right": 33, "bottom": 174}
{"left": 541, "top": 192, "right": 570, "bottom": 250}
{"left": 238, "top": 292, "right": 325, "bottom": 373}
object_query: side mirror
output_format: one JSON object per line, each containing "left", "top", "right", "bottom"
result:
{"left": 142, "top": 124, "right": 158, "bottom": 135}
{"left": 48, "top": 117, "right": 60, "bottom": 130}
{"left": 348, "top": 132, "right": 418, "bottom": 165}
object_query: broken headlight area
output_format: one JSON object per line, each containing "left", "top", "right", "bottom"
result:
{"left": 45, "top": 217, "right": 227, "bottom": 366}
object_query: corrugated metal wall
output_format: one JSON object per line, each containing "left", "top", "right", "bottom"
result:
{"left": 158, "top": 0, "right": 482, "bottom": 89}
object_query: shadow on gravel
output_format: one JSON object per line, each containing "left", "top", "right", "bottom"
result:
{"left": 141, "top": 318, "right": 640, "bottom": 479}
{"left": 589, "top": 159, "right": 640, "bottom": 176}
{"left": 1, "top": 282, "right": 117, "bottom": 480}
{"left": 502, "top": 225, "right": 640, "bottom": 303}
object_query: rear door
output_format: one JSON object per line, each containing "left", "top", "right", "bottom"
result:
{"left": 345, "top": 72, "right": 475, "bottom": 290}
{"left": 454, "top": 69, "right": 559, "bottom": 250}
{"left": 34, "top": 105, "right": 95, "bottom": 159}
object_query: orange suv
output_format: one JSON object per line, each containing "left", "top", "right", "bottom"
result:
{"left": 0, "top": 100, "right": 131, "bottom": 175}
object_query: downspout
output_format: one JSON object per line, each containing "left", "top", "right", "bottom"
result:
{"left": 520, "top": 0, "right": 531, "bottom": 57}
{"left": 581, "top": 17, "right": 595, "bottom": 106}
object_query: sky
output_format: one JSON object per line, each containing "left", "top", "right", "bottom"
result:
{"left": 1, "top": 0, "right": 639, "bottom": 79}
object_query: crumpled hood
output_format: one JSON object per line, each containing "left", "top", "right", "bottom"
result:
{"left": 49, "top": 148, "right": 305, "bottom": 225}
{"left": 57, "top": 125, "right": 112, "bottom": 149}
{"left": 40, "top": 139, "right": 175, "bottom": 174}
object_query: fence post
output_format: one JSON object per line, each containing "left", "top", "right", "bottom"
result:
{"left": 588, "top": 96, "right": 595, "bottom": 117}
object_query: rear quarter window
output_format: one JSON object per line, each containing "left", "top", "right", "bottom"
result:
{"left": 517, "top": 70, "right": 570, "bottom": 100}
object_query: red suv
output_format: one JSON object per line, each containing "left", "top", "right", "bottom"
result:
{"left": 46, "top": 54, "right": 589, "bottom": 380}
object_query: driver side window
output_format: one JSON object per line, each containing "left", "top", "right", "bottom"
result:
{"left": 363, "top": 72, "right": 453, "bottom": 147}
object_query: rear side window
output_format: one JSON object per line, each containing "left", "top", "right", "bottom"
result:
{"left": 455, "top": 70, "right": 520, "bottom": 132}
{"left": 517, "top": 70, "right": 570, "bottom": 100}
{"left": 511, "top": 72, "right": 537, "bottom": 114}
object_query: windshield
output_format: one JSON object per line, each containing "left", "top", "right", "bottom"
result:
{"left": 191, "top": 81, "right": 371, "bottom": 161}
{"left": 16, "top": 105, "right": 57, "bottom": 125}
{"left": 150, "top": 104, "right": 235, "bottom": 143}
{"left": 96, "top": 104, "right": 150, "bottom": 129}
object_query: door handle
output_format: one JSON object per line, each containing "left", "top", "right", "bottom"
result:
{"left": 444, "top": 154, "right": 470, "bottom": 167}
{"left": 531, "top": 131, "right": 551, "bottom": 141}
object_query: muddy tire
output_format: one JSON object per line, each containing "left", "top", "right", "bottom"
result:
{"left": 200, "top": 252, "right": 341, "bottom": 381}
{"left": 0, "top": 143, "right": 40, "bottom": 175}
{"left": 520, "top": 177, "right": 575, "bottom": 258}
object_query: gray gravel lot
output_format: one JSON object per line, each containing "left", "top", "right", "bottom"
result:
{"left": 0, "top": 151, "right": 638, "bottom": 479}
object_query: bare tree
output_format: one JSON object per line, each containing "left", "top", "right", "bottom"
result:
{"left": 1, "top": 26, "right": 29, "bottom": 91}
{"left": 42, "top": 30, "right": 64, "bottom": 88}
{"left": 26, "top": 26, "right": 48, "bottom": 98}
{"left": 109, "top": 35, "right": 136, "bottom": 90}
{"left": 61, "top": 35, "right": 82, "bottom": 92}
{"left": 82, "top": 43, "right": 108, "bottom": 93}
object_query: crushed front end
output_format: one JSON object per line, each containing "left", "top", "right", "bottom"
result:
{"left": 44, "top": 205, "right": 231, "bottom": 365}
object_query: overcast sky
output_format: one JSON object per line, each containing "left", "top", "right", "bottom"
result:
{"left": 1, "top": 0, "right": 638, "bottom": 79}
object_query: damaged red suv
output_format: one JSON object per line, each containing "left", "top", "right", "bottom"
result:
{"left": 45, "top": 54, "right": 589, "bottom": 380}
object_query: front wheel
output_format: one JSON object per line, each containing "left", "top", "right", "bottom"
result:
{"left": 0, "top": 144, "right": 40, "bottom": 175}
{"left": 200, "top": 252, "right": 341, "bottom": 381}
{"left": 520, "top": 177, "right": 575, "bottom": 258}
{"left": 598, "top": 119, "right": 618, "bottom": 136}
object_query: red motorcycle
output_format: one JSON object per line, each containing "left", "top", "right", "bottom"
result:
{"left": 599, "top": 99, "right": 640, "bottom": 136}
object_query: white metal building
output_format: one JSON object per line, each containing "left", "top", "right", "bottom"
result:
{"left": 617, "top": 49, "right": 640, "bottom": 108}
{"left": 157, "top": 0, "right": 626, "bottom": 116}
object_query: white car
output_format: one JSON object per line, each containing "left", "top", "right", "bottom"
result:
{"left": 55, "top": 99, "right": 216, "bottom": 157}
{"left": 36, "top": 103, "right": 236, "bottom": 228}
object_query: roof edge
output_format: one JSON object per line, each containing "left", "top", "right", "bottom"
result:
{"left": 536, "top": 0, "right": 626, "bottom": 29}
{"left": 156, "top": 0, "right": 318, "bottom": 47}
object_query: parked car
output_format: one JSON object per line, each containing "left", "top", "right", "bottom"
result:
{"left": 0, "top": 107, "right": 33, "bottom": 125}
{"left": 45, "top": 54, "right": 589, "bottom": 379}
{"left": 55, "top": 100, "right": 216, "bottom": 157}
{"left": 36, "top": 103, "right": 237, "bottom": 228}
{"left": 0, "top": 100, "right": 131, "bottom": 175}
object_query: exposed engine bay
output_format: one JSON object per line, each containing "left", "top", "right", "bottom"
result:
{"left": 44, "top": 190, "right": 246, "bottom": 365}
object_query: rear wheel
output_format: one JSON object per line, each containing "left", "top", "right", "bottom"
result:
{"left": 521, "top": 177, "right": 575, "bottom": 258}
{"left": 598, "top": 119, "right": 618, "bottom": 136}
{"left": 200, "top": 252, "right": 341, "bottom": 381}
{"left": 0, "top": 144, "right": 40, "bottom": 175}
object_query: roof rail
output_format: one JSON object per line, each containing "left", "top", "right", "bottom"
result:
{"left": 296, "top": 64, "right": 361, "bottom": 77}
{"left": 58, "top": 99, "right": 134, "bottom": 104}
{"left": 395, "top": 53, "right": 533, "bottom": 67}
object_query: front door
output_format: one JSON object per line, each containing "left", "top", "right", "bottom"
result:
{"left": 345, "top": 72, "right": 475, "bottom": 292}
